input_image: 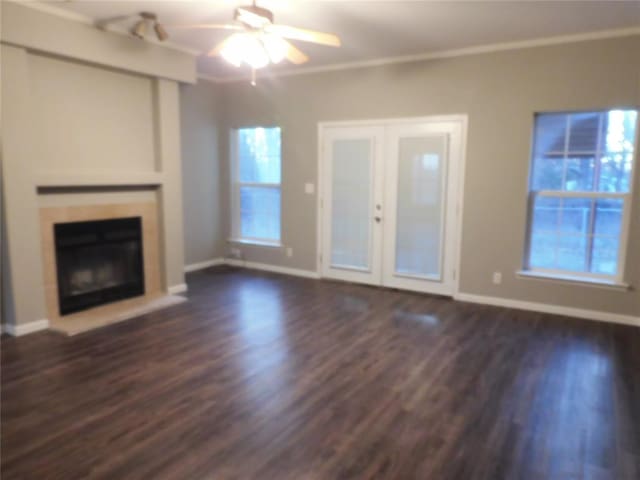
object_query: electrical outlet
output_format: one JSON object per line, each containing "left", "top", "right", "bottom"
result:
{"left": 304, "top": 183, "right": 315, "bottom": 194}
{"left": 286, "top": 247, "right": 293, "bottom": 257}
{"left": 492, "top": 271, "right": 502, "bottom": 285}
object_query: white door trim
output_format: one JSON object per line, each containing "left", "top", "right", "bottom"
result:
{"left": 316, "top": 114, "right": 469, "bottom": 297}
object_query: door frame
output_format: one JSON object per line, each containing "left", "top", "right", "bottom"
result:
{"left": 316, "top": 114, "right": 469, "bottom": 296}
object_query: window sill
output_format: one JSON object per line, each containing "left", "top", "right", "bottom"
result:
{"left": 516, "top": 270, "right": 631, "bottom": 291}
{"left": 228, "top": 238, "right": 283, "bottom": 248}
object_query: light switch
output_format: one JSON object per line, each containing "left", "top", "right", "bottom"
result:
{"left": 304, "top": 183, "right": 315, "bottom": 194}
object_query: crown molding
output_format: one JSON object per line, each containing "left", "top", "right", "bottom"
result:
{"left": 9, "top": 0, "right": 200, "bottom": 56}
{"left": 204, "top": 26, "right": 640, "bottom": 84}
{"left": 12, "top": 1, "right": 639, "bottom": 83}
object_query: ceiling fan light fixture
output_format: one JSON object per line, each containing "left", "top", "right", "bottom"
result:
{"left": 221, "top": 33, "right": 269, "bottom": 69}
{"left": 154, "top": 22, "right": 169, "bottom": 41}
{"left": 242, "top": 35, "right": 270, "bottom": 69}
{"left": 220, "top": 34, "right": 247, "bottom": 67}
{"left": 132, "top": 19, "right": 147, "bottom": 39}
{"left": 261, "top": 34, "right": 288, "bottom": 63}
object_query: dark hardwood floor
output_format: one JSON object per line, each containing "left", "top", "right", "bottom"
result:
{"left": 2, "top": 266, "right": 639, "bottom": 479}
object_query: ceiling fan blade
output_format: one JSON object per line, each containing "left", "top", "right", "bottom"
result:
{"left": 265, "top": 25, "right": 340, "bottom": 47}
{"left": 165, "top": 24, "right": 242, "bottom": 31}
{"left": 282, "top": 40, "right": 309, "bottom": 65}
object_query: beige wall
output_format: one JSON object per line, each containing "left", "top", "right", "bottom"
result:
{"left": 1, "top": 44, "right": 49, "bottom": 327}
{"left": 1, "top": 168, "right": 15, "bottom": 324}
{"left": 1, "top": 4, "right": 194, "bottom": 328}
{"left": 180, "top": 81, "right": 226, "bottom": 265}
{"left": 155, "top": 78, "right": 187, "bottom": 289}
{"left": 209, "top": 35, "right": 639, "bottom": 317}
{"left": 29, "top": 54, "right": 157, "bottom": 174}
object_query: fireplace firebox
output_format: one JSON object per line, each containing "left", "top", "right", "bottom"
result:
{"left": 54, "top": 217, "right": 145, "bottom": 315}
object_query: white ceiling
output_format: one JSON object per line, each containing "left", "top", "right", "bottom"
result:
{"left": 44, "top": 1, "right": 640, "bottom": 79}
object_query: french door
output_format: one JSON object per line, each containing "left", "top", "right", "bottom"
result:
{"left": 319, "top": 117, "right": 465, "bottom": 296}
{"left": 320, "top": 126, "right": 385, "bottom": 285}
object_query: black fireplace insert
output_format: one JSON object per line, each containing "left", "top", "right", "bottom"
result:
{"left": 54, "top": 217, "right": 145, "bottom": 315}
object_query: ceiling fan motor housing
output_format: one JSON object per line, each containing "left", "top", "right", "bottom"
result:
{"left": 140, "top": 11, "right": 158, "bottom": 21}
{"left": 235, "top": 5, "right": 274, "bottom": 26}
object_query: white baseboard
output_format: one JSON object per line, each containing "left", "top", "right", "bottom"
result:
{"left": 185, "top": 257, "right": 320, "bottom": 280}
{"left": 184, "top": 258, "right": 226, "bottom": 273}
{"left": 225, "top": 259, "right": 320, "bottom": 279}
{"left": 1, "top": 319, "right": 50, "bottom": 337}
{"left": 180, "top": 259, "right": 637, "bottom": 327}
{"left": 454, "top": 292, "right": 640, "bottom": 328}
{"left": 167, "top": 283, "right": 188, "bottom": 295}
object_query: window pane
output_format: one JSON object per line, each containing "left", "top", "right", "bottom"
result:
{"left": 534, "top": 113, "right": 567, "bottom": 154}
{"left": 598, "top": 154, "right": 633, "bottom": 192}
{"left": 395, "top": 135, "right": 446, "bottom": 278}
{"left": 591, "top": 236, "right": 619, "bottom": 275}
{"left": 330, "top": 139, "right": 372, "bottom": 269}
{"left": 238, "top": 127, "right": 281, "bottom": 183}
{"left": 568, "top": 112, "right": 600, "bottom": 152}
{"left": 556, "top": 235, "right": 587, "bottom": 272}
{"left": 531, "top": 196, "right": 560, "bottom": 233}
{"left": 558, "top": 198, "right": 591, "bottom": 236}
{"left": 594, "top": 198, "right": 623, "bottom": 238}
{"left": 531, "top": 156, "right": 564, "bottom": 190}
{"left": 604, "top": 110, "right": 637, "bottom": 154}
{"left": 598, "top": 110, "right": 637, "bottom": 193}
{"left": 240, "top": 186, "right": 281, "bottom": 241}
{"left": 529, "top": 223, "right": 589, "bottom": 273}
{"left": 564, "top": 157, "right": 595, "bottom": 191}
{"left": 529, "top": 232, "right": 556, "bottom": 269}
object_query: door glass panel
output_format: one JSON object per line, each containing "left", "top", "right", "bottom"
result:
{"left": 395, "top": 135, "right": 447, "bottom": 278}
{"left": 330, "top": 139, "right": 372, "bottom": 269}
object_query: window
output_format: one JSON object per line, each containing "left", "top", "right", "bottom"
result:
{"left": 231, "top": 127, "right": 282, "bottom": 244}
{"left": 525, "top": 109, "right": 638, "bottom": 283}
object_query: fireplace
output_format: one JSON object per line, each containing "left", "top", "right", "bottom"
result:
{"left": 54, "top": 217, "right": 145, "bottom": 315}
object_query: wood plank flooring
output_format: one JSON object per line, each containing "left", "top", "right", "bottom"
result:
{"left": 2, "top": 266, "right": 639, "bottom": 479}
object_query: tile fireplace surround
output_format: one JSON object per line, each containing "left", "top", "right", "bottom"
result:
{"left": 40, "top": 202, "right": 161, "bottom": 316}
{"left": 39, "top": 201, "right": 183, "bottom": 335}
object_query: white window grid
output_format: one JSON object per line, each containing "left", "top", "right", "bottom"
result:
{"left": 231, "top": 128, "right": 282, "bottom": 244}
{"left": 524, "top": 111, "right": 637, "bottom": 283}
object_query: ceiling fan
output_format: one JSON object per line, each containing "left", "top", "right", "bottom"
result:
{"left": 167, "top": 1, "right": 341, "bottom": 71}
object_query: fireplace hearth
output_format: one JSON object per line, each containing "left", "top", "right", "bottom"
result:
{"left": 54, "top": 217, "right": 145, "bottom": 315}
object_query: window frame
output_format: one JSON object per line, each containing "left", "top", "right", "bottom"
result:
{"left": 230, "top": 126, "right": 283, "bottom": 247}
{"left": 522, "top": 109, "right": 638, "bottom": 286}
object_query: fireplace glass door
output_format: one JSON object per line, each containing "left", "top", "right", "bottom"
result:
{"left": 54, "top": 217, "right": 145, "bottom": 315}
